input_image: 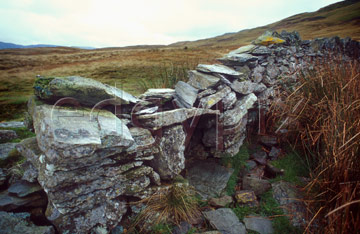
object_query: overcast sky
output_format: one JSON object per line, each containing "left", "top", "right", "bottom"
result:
{"left": 0, "top": 0, "right": 340, "bottom": 48}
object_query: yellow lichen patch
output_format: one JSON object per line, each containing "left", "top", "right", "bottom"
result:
{"left": 207, "top": 99, "right": 216, "bottom": 107}
{"left": 235, "top": 190, "right": 257, "bottom": 204}
{"left": 254, "top": 36, "right": 285, "bottom": 46}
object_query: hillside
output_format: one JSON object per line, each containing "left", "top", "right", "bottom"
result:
{"left": 169, "top": 0, "right": 360, "bottom": 48}
{"left": 1, "top": 0, "right": 360, "bottom": 120}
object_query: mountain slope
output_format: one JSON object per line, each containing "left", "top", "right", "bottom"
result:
{"left": 169, "top": 0, "right": 360, "bottom": 48}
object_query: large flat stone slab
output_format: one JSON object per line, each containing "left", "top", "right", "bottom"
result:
{"left": 136, "top": 108, "right": 219, "bottom": 130}
{"left": 33, "top": 76, "right": 139, "bottom": 106}
{"left": 186, "top": 161, "right": 234, "bottom": 199}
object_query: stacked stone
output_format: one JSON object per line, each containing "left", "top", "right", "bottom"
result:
{"left": 173, "top": 30, "right": 360, "bottom": 160}
{"left": 18, "top": 76, "right": 220, "bottom": 233}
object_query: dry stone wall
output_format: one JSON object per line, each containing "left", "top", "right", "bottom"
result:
{"left": 16, "top": 30, "right": 360, "bottom": 233}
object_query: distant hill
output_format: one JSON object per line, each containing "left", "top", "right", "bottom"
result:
{"left": 169, "top": 0, "right": 360, "bottom": 48}
{"left": 0, "top": 41, "right": 95, "bottom": 50}
{"left": 0, "top": 41, "right": 59, "bottom": 49}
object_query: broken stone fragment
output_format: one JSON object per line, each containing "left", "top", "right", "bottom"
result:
{"left": 174, "top": 81, "right": 198, "bottom": 108}
{"left": 199, "top": 86, "right": 231, "bottom": 109}
{"left": 33, "top": 76, "right": 139, "bottom": 106}
{"left": 231, "top": 80, "right": 267, "bottom": 95}
{"left": 150, "top": 125, "right": 186, "bottom": 180}
{"left": 209, "top": 195, "right": 234, "bottom": 208}
{"left": 187, "top": 70, "right": 220, "bottom": 89}
{"left": 222, "top": 93, "right": 257, "bottom": 127}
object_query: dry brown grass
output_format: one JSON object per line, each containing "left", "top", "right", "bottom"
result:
{"left": 270, "top": 58, "right": 360, "bottom": 233}
{"left": 129, "top": 182, "right": 201, "bottom": 233}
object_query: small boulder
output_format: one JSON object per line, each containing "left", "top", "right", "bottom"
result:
{"left": 209, "top": 195, "right": 234, "bottom": 208}
{"left": 244, "top": 216, "right": 274, "bottom": 234}
{"left": 242, "top": 176, "right": 271, "bottom": 196}
{"left": 203, "top": 208, "right": 246, "bottom": 234}
{"left": 235, "top": 190, "right": 258, "bottom": 207}
{"left": 187, "top": 161, "right": 234, "bottom": 199}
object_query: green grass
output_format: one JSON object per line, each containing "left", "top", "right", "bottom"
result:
{"left": 269, "top": 149, "right": 309, "bottom": 185}
{"left": 0, "top": 148, "right": 26, "bottom": 169}
{"left": 0, "top": 96, "right": 29, "bottom": 121}
{"left": 232, "top": 190, "right": 303, "bottom": 234}
{"left": 0, "top": 127, "right": 36, "bottom": 144}
{"left": 150, "top": 223, "right": 173, "bottom": 234}
{"left": 220, "top": 143, "right": 250, "bottom": 196}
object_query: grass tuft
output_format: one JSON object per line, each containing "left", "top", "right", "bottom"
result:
{"left": 129, "top": 182, "right": 201, "bottom": 233}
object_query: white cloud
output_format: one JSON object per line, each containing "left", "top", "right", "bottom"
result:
{"left": 0, "top": 0, "right": 341, "bottom": 47}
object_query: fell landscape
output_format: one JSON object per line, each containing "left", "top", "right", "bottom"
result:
{"left": 0, "top": 0, "right": 359, "bottom": 233}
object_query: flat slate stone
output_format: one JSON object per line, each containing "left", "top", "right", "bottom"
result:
{"left": 175, "top": 81, "right": 198, "bottom": 108}
{"left": 228, "top": 44, "right": 256, "bottom": 55}
{"left": 203, "top": 208, "right": 246, "bottom": 234}
{"left": 244, "top": 216, "right": 274, "bottom": 234}
{"left": 196, "top": 64, "right": 242, "bottom": 77}
{"left": 0, "top": 121, "right": 25, "bottom": 128}
{"left": 219, "top": 53, "right": 259, "bottom": 66}
{"left": 187, "top": 70, "right": 220, "bottom": 89}
{"left": 187, "top": 161, "right": 234, "bottom": 199}
{"left": 8, "top": 180, "right": 43, "bottom": 198}
{"left": 139, "top": 88, "right": 175, "bottom": 100}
